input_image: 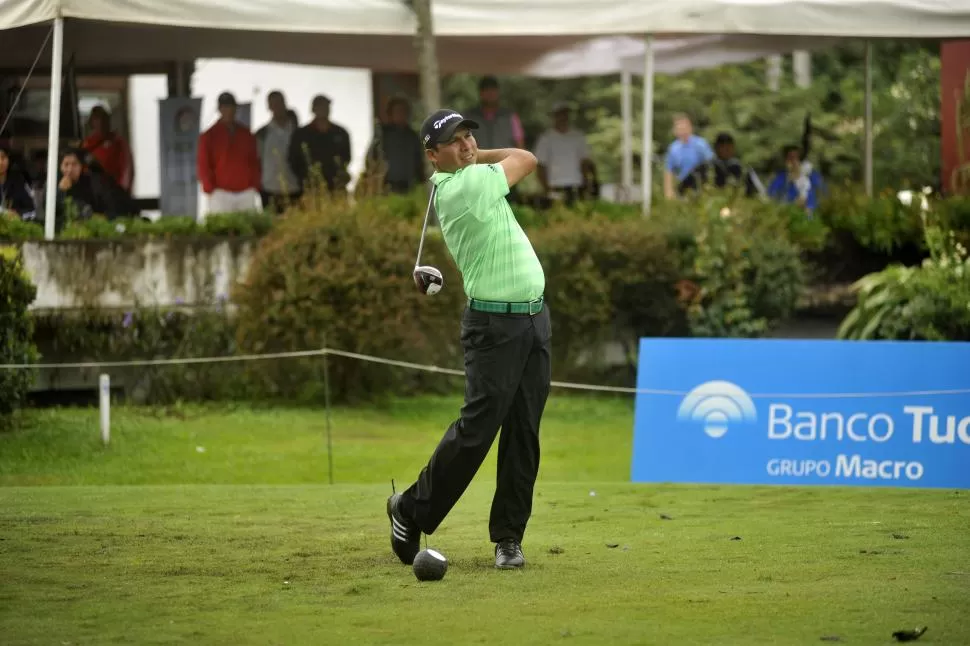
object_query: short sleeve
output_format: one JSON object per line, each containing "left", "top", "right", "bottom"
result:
{"left": 700, "top": 138, "right": 715, "bottom": 162}
{"left": 456, "top": 163, "right": 509, "bottom": 218}
{"left": 664, "top": 144, "right": 677, "bottom": 172}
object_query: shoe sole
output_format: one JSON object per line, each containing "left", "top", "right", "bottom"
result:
{"left": 495, "top": 562, "right": 525, "bottom": 570}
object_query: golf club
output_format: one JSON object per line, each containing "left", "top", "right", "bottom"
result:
{"left": 413, "top": 185, "right": 443, "bottom": 296}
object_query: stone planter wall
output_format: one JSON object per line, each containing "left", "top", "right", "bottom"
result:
{"left": 20, "top": 237, "right": 257, "bottom": 312}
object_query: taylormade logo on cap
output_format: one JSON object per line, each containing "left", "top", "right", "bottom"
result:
{"left": 433, "top": 113, "right": 462, "bottom": 130}
{"left": 422, "top": 109, "right": 478, "bottom": 149}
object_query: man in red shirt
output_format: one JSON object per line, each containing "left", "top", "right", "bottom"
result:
{"left": 82, "top": 105, "right": 134, "bottom": 194}
{"left": 196, "top": 92, "right": 261, "bottom": 217}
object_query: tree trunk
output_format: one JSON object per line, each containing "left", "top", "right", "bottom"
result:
{"left": 411, "top": 0, "right": 441, "bottom": 113}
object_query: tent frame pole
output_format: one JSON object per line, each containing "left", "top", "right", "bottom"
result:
{"left": 43, "top": 16, "right": 65, "bottom": 241}
{"left": 641, "top": 34, "right": 655, "bottom": 216}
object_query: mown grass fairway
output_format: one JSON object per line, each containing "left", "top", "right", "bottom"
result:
{"left": 1, "top": 396, "right": 968, "bottom": 645}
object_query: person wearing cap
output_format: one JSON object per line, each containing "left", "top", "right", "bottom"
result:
{"left": 196, "top": 92, "right": 261, "bottom": 215}
{"left": 385, "top": 108, "right": 551, "bottom": 571}
{"left": 287, "top": 95, "right": 352, "bottom": 195}
{"left": 533, "top": 102, "right": 597, "bottom": 207}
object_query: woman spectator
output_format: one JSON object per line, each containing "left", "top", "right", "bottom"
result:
{"left": 0, "top": 146, "right": 35, "bottom": 219}
{"left": 56, "top": 148, "right": 134, "bottom": 225}
{"left": 767, "top": 144, "right": 825, "bottom": 214}
{"left": 82, "top": 105, "right": 134, "bottom": 194}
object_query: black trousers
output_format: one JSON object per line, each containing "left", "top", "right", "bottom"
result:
{"left": 402, "top": 304, "right": 552, "bottom": 543}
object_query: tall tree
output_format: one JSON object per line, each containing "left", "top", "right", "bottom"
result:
{"left": 408, "top": 0, "right": 441, "bottom": 114}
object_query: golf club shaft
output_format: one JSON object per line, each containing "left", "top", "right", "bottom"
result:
{"left": 415, "top": 185, "right": 436, "bottom": 268}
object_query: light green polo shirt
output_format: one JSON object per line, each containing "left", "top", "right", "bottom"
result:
{"left": 430, "top": 163, "right": 545, "bottom": 303}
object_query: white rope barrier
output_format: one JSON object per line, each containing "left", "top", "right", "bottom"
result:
{"left": 0, "top": 347, "right": 968, "bottom": 399}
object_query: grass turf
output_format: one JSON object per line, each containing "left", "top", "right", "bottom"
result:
{"left": 0, "top": 395, "right": 632, "bottom": 486}
{"left": 1, "top": 395, "right": 969, "bottom": 645}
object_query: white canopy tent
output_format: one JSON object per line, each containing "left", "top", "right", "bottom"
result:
{"left": 522, "top": 34, "right": 836, "bottom": 78}
{"left": 5, "top": 0, "right": 967, "bottom": 38}
{"left": 1, "top": 0, "right": 968, "bottom": 236}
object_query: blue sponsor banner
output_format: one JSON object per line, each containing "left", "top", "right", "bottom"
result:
{"left": 631, "top": 339, "right": 970, "bottom": 489}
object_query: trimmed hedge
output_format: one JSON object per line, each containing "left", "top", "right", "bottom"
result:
{"left": 7, "top": 192, "right": 812, "bottom": 406}
{"left": 15, "top": 185, "right": 969, "bottom": 406}
{"left": 227, "top": 191, "right": 807, "bottom": 399}
{"left": 232, "top": 199, "right": 467, "bottom": 403}
{"left": 0, "top": 247, "right": 39, "bottom": 426}
{"left": 0, "top": 211, "right": 274, "bottom": 241}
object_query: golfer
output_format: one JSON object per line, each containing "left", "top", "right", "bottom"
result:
{"left": 387, "top": 108, "right": 551, "bottom": 570}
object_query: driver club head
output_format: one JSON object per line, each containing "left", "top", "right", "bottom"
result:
{"left": 413, "top": 265, "right": 443, "bottom": 296}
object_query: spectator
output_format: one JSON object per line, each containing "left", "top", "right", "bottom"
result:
{"left": 663, "top": 113, "right": 713, "bottom": 199}
{"left": 767, "top": 144, "right": 825, "bottom": 213}
{"left": 196, "top": 92, "right": 261, "bottom": 215}
{"left": 0, "top": 146, "right": 35, "bottom": 219}
{"left": 55, "top": 148, "right": 133, "bottom": 225}
{"left": 464, "top": 76, "right": 525, "bottom": 150}
{"left": 82, "top": 105, "right": 134, "bottom": 194}
{"left": 366, "top": 95, "right": 425, "bottom": 194}
{"left": 680, "top": 133, "right": 765, "bottom": 198}
{"left": 287, "top": 95, "right": 352, "bottom": 195}
{"left": 464, "top": 76, "right": 526, "bottom": 202}
{"left": 255, "top": 90, "right": 301, "bottom": 213}
{"left": 533, "top": 102, "right": 597, "bottom": 207}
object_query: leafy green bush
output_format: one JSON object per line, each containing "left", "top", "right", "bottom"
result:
{"left": 232, "top": 201, "right": 466, "bottom": 404}
{"left": 936, "top": 196, "right": 970, "bottom": 247}
{"left": 37, "top": 297, "right": 248, "bottom": 405}
{"left": 0, "top": 247, "right": 39, "bottom": 427}
{"left": 19, "top": 188, "right": 810, "bottom": 404}
{"left": 838, "top": 216, "right": 970, "bottom": 341}
{"left": 0, "top": 217, "right": 44, "bottom": 241}
{"left": 530, "top": 218, "right": 686, "bottom": 382}
{"left": 229, "top": 188, "right": 808, "bottom": 393}
{"left": 1, "top": 211, "right": 273, "bottom": 242}
{"left": 654, "top": 195, "right": 807, "bottom": 339}
{"left": 816, "top": 185, "right": 925, "bottom": 255}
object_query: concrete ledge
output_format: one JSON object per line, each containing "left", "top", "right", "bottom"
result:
{"left": 20, "top": 237, "right": 257, "bottom": 311}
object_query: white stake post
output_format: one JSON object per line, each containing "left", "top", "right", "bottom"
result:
{"left": 99, "top": 374, "right": 110, "bottom": 445}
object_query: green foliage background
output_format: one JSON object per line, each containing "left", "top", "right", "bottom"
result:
{"left": 440, "top": 41, "right": 942, "bottom": 193}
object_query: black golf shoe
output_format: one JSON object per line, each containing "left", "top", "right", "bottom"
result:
{"left": 494, "top": 538, "right": 525, "bottom": 569}
{"left": 386, "top": 493, "right": 421, "bottom": 565}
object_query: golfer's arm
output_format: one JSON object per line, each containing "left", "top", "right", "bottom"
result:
{"left": 476, "top": 149, "right": 518, "bottom": 164}
{"left": 478, "top": 148, "right": 536, "bottom": 187}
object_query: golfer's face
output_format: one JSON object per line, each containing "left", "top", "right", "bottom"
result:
{"left": 432, "top": 128, "right": 477, "bottom": 172}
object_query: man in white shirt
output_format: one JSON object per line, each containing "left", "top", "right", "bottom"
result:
{"left": 255, "top": 90, "right": 301, "bottom": 213}
{"left": 533, "top": 102, "right": 597, "bottom": 207}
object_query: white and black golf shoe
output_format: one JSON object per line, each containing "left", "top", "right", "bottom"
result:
{"left": 386, "top": 493, "right": 421, "bottom": 565}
